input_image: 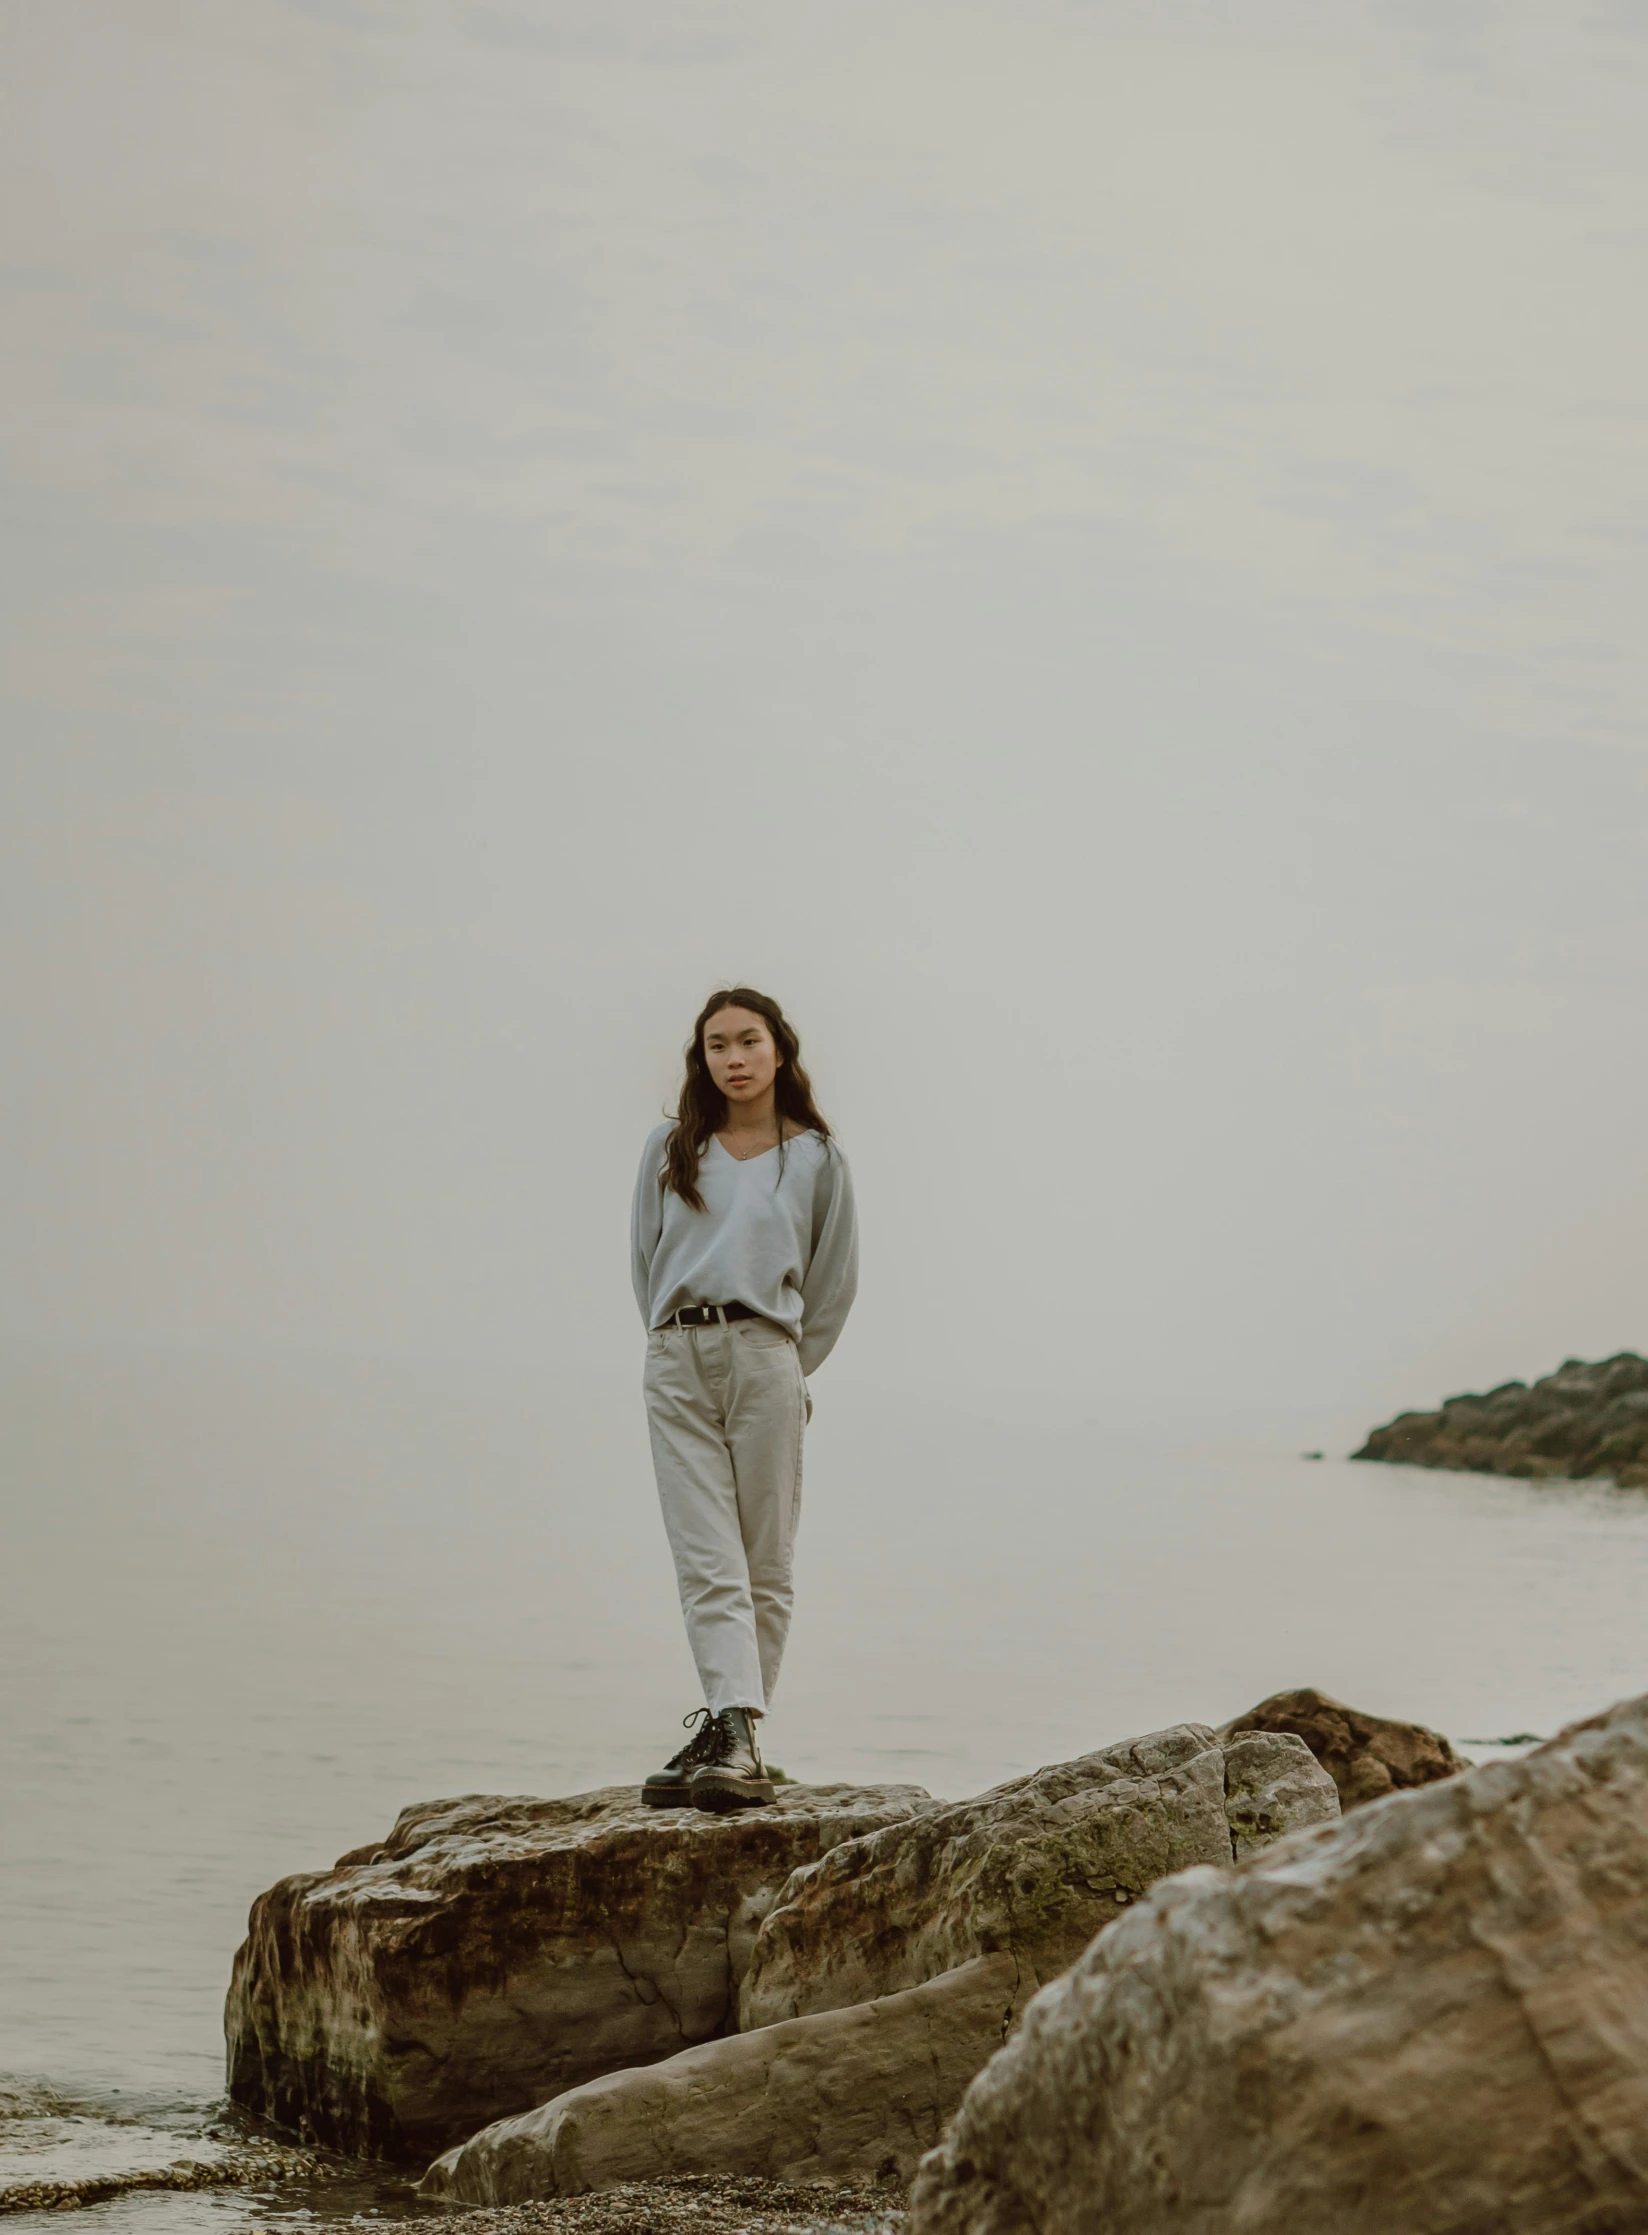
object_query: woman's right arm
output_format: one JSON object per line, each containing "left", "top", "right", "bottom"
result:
{"left": 631, "top": 1130, "right": 666, "bottom": 1326}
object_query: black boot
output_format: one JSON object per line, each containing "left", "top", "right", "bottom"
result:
{"left": 642, "top": 1708, "right": 720, "bottom": 1808}
{"left": 689, "top": 1708, "right": 776, "bottom": 1812}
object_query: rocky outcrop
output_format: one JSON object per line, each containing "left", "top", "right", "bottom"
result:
{"left": 225, "top": 1782, "right": 933, "bottom": 2161}
{"left": 419, "top": 1953, "right": 1019, "bottom": 2203}
{"left": 1222, "top": 1687, "right": 1463, "bottom": 1809}
{"left": 740, "top": 1726, "right": 1338, "bottom": 2031}
{"left": 909, "top": 1690, "right": 1648, "bottom": 2235}
{"left": 416, "top": 1730, "right": 1336, "bottom": 2206}
{"left": 1354, "top": 1351, "right": 1648, "bottom": 1487}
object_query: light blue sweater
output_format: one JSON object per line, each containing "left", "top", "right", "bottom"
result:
{"left": 631, "top": 1124, "right": 858, "bottom": 1376}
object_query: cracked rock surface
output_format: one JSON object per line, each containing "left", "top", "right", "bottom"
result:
{"left": 908, "top": 1689, "right": 1648, "bottom": 2235}
{"left": 740, "top": 1725, "right": 1338, "bottom": 2031}
{"left": 225, "top": 1783, "right": 933, "bottom": 2160}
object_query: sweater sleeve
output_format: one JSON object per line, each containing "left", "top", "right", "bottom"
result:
{"left": 798, "top": 1143, "right": 858, "bottom": 1376}
{"left": 631, "top": 1128, "right": 667, "bottom": 1327}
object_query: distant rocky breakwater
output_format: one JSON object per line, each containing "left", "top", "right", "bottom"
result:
{"left": 1355, "top": 1349, "right": 1648, "bottom": 1487}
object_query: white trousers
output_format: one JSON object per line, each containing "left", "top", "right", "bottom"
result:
{"left": 643, "top": 1318, "right": 808, "bottom": 1717}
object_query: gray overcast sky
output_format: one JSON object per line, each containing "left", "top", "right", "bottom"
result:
{"left": 4, "top": 0, "right": 1646, "bottom": 1427}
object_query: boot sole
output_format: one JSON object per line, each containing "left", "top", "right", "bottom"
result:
{"left": 690, "top": 1774, "right": 777, "bottom": 1812}
{"left": 641, "top": 1783, "right": 693, "bottom": 1808}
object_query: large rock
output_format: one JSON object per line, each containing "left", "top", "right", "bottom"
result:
{"left": 225, "top": 1782, "right": 932, "bottom": 2160}
{"left": 1222, "top": 1686, "right": 1463, "bottom": 1809}
{"left": 909, "top": 1691, "right": 1648, "bottom": 2235}
{"left": 1354, "top": 1351, "right": 1648, "bottom": 1487}
{"left": 740, "top": 1726, "right": 1338, "bottom": 2031}
{"left": 419, "top": 1731, "right": 1337, "bottom": 2208}
{"left": 419, "top": 1953, "right": 1019, "bottom": 2202}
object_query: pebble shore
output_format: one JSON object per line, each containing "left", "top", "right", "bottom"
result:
{"left": 386, "top": 2174, "right": 906, "bottom": 2235}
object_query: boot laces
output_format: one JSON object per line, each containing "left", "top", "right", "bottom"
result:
{"left": 700, "top": 1709, "right": 760, "bottom": 1770}
{"left": 664, "top": 1707, "right": 717, "bottom": 1775}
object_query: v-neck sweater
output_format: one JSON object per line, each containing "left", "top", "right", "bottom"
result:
{"left": 631, "top": 1123, "right": 858, "bottom": 1376}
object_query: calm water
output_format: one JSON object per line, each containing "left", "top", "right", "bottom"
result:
{"left": 5, "top": 1349, "right": 1648, "bottom": 2224}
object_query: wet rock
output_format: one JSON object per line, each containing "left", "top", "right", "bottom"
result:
{"left": 226, "top": 1782, "right": 934, "bottom": 2161}
{"left": 1354, "top": 1351, "right": 1648, "bottom": 1487}
{"left": 419, "top": 1954, "right": 1018, "bottom": 2203}
{"left": 740, "top": 1727, "right": 1337, "bottom": 2031}
{"left": 1221, "top": 1687, "right": 1463, "bottom": 1809}
{"left": 908, "top": 1690, "right": 1648, "bottom": 2235}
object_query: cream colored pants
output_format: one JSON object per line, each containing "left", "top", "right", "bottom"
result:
{"left": 643, "top": 1318, "right": 809, "bottom": 1716}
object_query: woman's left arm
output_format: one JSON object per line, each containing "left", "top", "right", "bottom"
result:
{"left": 797, "top": 1146, "right": 859, "bottom": 1376}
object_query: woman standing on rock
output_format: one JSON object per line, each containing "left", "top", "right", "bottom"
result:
{"left": 631, "top": 988, "right": 858, "bottom": 1813}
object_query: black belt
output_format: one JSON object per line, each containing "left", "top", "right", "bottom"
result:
{"left": 666, "top": 1302, "right": 758, "bottom": 1327}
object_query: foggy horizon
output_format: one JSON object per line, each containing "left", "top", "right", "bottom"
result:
{"left": 9, "top": 21, "right": 1648, "bottom": 2204}
{"left": 6, "top": 2, "right": 1648, "bottom": 1432}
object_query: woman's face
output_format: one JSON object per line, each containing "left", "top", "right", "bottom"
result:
{"left": 702, "top": 1006, "right": 781, "bottom": 1107}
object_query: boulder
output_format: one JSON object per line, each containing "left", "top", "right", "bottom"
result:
{"left": 1354, "top": 1352, "right": 1648, "bottom": 1488}
{"left": 1219, "top": 1729, "right": 1347, "bottom": 1856}
{"left": 419, "top": 1952, "right": 1019, "bottom": 2203}
{"left": 225, "top": 1782, "right": 933, "bottom": 2160}
{"left": 1221, "top": 1687, "right": 1463, "bottom": 1809}
{"left": 909, "top": 1690, "right": 1648, "bottom": 2235}
{"left": 740, "top": 1726, "right": 1338, "bottom": 2031}
{"left": 419, "top": 1730, "right": 1336, "bottom": 2208}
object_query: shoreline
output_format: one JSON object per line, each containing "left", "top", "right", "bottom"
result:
{"left": 376, "top": 2177, "right": 908, "bottom": 2235}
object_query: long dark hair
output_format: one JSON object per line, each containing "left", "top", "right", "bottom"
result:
{"left": 663, "top": 987, "right": 832, "bottom": 1210}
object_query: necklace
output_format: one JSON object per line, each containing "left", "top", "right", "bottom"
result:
{"left": 718, "top": 1124, "right": 791, "bottom": 1162}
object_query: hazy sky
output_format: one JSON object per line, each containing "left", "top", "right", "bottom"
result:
{"left": 5, "top": 0, "right": 1647, "bottom": 1428}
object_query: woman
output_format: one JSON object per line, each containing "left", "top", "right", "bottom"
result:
{"left": 631, "top": 988, "right": 857, "bottom": 1812}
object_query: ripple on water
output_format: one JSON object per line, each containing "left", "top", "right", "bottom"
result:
{"left": 0, "top": 2082, "right": 387, "bottom": 2224}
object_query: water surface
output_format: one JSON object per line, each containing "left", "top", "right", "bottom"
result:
{"left": 5, "top": 1350, "right": 1647, "bottom": 2222}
